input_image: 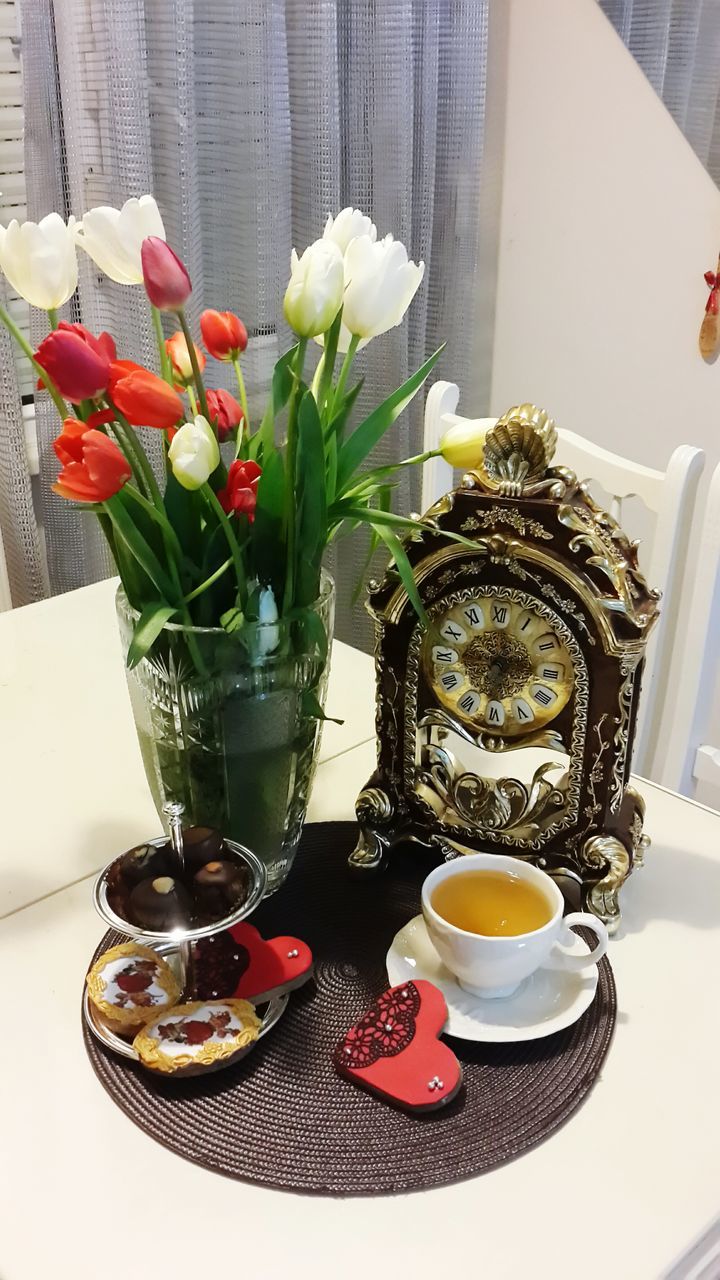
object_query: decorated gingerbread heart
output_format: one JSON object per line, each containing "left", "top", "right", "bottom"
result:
{"left": 193, "top": 922, "right": 313, "bottom": 1003}
{"left": 334, "top": 979, "right": 462, "bottom": 1112}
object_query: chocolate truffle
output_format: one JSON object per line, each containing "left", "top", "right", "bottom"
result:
{"left": 121, "top": 841, "right": 173, "bottom": 888}
{"left": 193, "top": 860, "right": 249, "bottom": 920}
{"left": 182, "top": 826, "right": 224, "bottom": 871}
{"left": 129, "top": 875, "right": 192, "bottom": 932}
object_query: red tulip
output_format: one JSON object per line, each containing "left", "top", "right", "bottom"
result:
{"left": 107, "top": 359, "right": 145, "bottom": 394}
{"left": 35, "top": 322, "right": 116, "bottom": 402}
{"left": 166, "top": 330, "right": 206, "bottom": 386}
{"left": 109, "top": 362, "right": 184, "bottom": 430}
{"left": 217, "top": 458, "right": 261, "bottom": 520}
{"left": 141, "top": 236, "right": 192, "bottom": 311}
{"left": 200, "top": 309, "right": 248, "bottom": 361}
{"left": 206, "top": 387, "right": 244, "bottom": 442}
{"left": 52, "top": 418, "right": 131, "bottom": 503}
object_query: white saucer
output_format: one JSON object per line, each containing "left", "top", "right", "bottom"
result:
{"left": 386, "top": 915, "right": 599, "bottom": 1043}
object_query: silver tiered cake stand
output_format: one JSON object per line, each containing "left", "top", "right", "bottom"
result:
{"left": 83, "top": 802, "right": 288, "bottom": 1062}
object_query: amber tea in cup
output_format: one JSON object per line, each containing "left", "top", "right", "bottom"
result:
{"left": 431, "top": 869, "right": 552, "bottom": 937}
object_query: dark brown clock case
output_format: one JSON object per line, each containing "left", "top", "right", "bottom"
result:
{"left": 350, "top": 405, "right": 659, "bottom": 933}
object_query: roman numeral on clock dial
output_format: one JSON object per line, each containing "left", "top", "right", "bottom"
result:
{"left": 531, "top": 683, "right": 557, "bottom": 708}
{"left": 457, "top": 689, "right": 481, "bottom": 716}
{"left": 486, "top": 700, "right": 505, "bottom": 726}
{"left": 440, "top": 619, "right": 467, "bottom": 644}
{"left": 440, "top": 671, "right": 462, "bottom": 694}
{"left": 512, "top": 698, "right": 535, "bottom": 723}
{"left": 432, "top": 645, "right": 458, "bottom": 666}
{"left": 462, "top": 603, "right": 484, "bottom": 630}
{"left": 489, "top": 602, "right": 510, "bottom": 628}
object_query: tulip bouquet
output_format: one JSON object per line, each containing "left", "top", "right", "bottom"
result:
{"left": 0, "top": 196, "right": 458, "bottom": 882}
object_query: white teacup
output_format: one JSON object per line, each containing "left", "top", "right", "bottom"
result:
{"left": 421, "top": 853, "right": 608, "bottom": 999}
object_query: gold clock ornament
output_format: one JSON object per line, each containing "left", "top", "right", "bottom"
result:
{"left": 351, "top": 404, "right": 659, "bottom": 933}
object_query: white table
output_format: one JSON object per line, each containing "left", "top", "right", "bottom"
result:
{"left": 1, "top": 580, "right": 719, "bottom": 1280}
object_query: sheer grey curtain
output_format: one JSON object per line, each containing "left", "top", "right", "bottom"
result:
{"left": 7, "top": 0, "right": 499, "bottom": 645}
{"left": 599, "top": 0, "right": 720, "bottom": 183}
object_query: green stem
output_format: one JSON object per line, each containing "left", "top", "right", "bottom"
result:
{"left": 332, "top": 333, "right": 360, "bottom": 415}
{"left": 178, "top": 309, "right": 210, "bottom": 423}
{"left": 122, "top": 482, "right": 185, "bottom": 568}
{"left": 47, "top": 307, "right": 59, "bottom": 330}
{"left": 311, "top": 353, "right": 324, "bottom": 400}
{"left": 283, "top": 336, "right": 308, "bottom": 614}
{"left": 182, "top": 556, "right": 233, "bottom": 604}
{"left": 0, "top": 301, "right": 68, "bottom": 420}
{"left": 107, "top": 402, "right": 162, "bottom": 507}
{"left": 187, "top": 385, "right": 198, "bottom": 416}
{"left": 151, "top": 306, "right": 174, "bottom": 386}
{"left": 203, "top": 484, "right": 247, "bottom": 607}
{"left": 110, "top": 425, "right": 149, "bottom": 499}
{"left": 232, "top": 356, "right": 250, "bottom": 433}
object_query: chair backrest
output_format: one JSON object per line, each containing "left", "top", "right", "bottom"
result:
{"left": 422, "top": 381, "right": 705, "bottom": 781}
{"left": 661, "top": 460, "right": 720, "bottom": 798}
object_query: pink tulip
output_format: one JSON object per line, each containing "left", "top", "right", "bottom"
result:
{"left": 140, "top": 236, "right": 192, "bottom": 311}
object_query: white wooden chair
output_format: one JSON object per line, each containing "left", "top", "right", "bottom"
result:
{"left": 422, "top": 381, "right": 705, "bottom": 781}
{"left": 661, "top": 461, "right": 720, "bottom": 797}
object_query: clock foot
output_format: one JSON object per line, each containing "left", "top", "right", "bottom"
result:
{"left": 581, "top": 834, "right": 631, "bottom": 936}
{"left": 348, "top": 786, "right": 397, "bottom": 874}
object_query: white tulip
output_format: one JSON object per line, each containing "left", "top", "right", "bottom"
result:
{"left": 283, "top": 238, "right": 344, "bottom": 338}
{"left": 341, "top": 234, "right": 424, "bottom": 349}
{"left": 74, "top": 194, "right": 165, "bottom": 285}
{"left": 322, "top": 207, "right": 377, "bottom": 255}
{"left": 0, "top": 212, "right": 78, "bottom": 310}
{"left": 168, "top": 416, "right": 220, "bottom": 491}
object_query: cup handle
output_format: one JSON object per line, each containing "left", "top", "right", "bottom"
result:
{"left": 552, "top": 912, "right": 608, "bottom": 971}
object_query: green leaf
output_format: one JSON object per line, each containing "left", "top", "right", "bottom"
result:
{"left": 105, "top": 497, "right": 176, "bottom": 601}
{"left": 294, "top": 605, "right": 329, "bottom": 665}
{"left": 252, "top": 344, "right": 298, "bottom": 462}
{"left": 330, "top": 503, "right": 479, "bottom": 550}
{"left": 336, "top": 346, "right": 444, "bottom": 490}
{"left": 371, "top": 521, "right": 428, "bottom": 625}
{"left": 325, "top": 430, "right": 338, "bottom": 506}
{"left": 327, "top": 378, "right": 363, "bottom": 444}
{"left": 300, "top": 689, "right": 344, "bottom": 726}
{"left": 127, "top": 602, "right": 178, "bottom": 669}
{"left": 163, "top": 468, "right": 203, "bottom": 570}
{"left": 252, "top": 448, "right": 286, "bottom": 597}
{"left": 295, "top": 390, "right": 328, "bottom": 607}
{"left": 317, "top": 307, "right": 343, "bottom": 414}
{"left": 220, "top": 605, "right": 245, "bottom": 633}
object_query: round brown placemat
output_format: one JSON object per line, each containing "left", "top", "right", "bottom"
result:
{"left": 83, "top": 821, "right": 616, "bottom": 1196}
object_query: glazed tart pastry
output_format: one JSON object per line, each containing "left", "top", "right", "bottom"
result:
{"left": 133, "top": 999, "right": 261, "bottom": 1076}
{"left": 86, "top": 942, "right": 181, "bottom": 1037}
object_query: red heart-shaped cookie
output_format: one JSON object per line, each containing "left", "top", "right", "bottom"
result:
{"left": 193, "top": 923, "right": 313, "bottom": 1003}
{"left": 334, "top": 979, "right": 462, "bottom": 1112}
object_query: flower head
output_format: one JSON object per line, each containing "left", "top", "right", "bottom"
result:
{"left": 438, "top": 419, "right": 493, "bottom": 470}
{"left": 200, "top": 309, "right": 248, "bottom": 361}
{"left": 35, "top": 322, "right": 116, "bottom": 402}
{"left": 74, "top": 195, "right": 165, "bottom": 285}
{"left": 322, "top": 207, "right": 377, "bottom": 255}
{"left": 341, "top": 234, "right": 424, "bottom": 349}
{"left": 217, "top": 458, "right": 261, "bottom": 521}
{"left": 141, "top": 237, "right": 192, "bottom": 311}
{"left": 109, "top": 362, "right": 184, "bottom": 429}
{"left": 206, "top": 387, "right": 244, "bottom": 442}
{"left": 283, "top": 239, "right": 344, "bottom": 338}
{"left": 52, "top": 419, "right": 131, "bottom": 502}
{"left": 0, "top": 213, "right": 78, "bottom": 310}
{"left": 168, "top": 416, "right": 220, "bottom": 490}
{"left": 165, "top": 331, "right": 206, "bottom": 387}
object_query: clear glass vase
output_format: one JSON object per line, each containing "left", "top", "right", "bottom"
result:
{"left": 116, "top": 571, "right": 335, "bottom": 892}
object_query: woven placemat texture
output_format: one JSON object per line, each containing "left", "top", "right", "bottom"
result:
{"left": 83, "top": 821, "right": 616, "bottom": 1196}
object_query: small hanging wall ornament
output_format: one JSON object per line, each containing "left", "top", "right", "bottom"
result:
{"left": 699, "top": 255, "right": 720, "bottom": 360}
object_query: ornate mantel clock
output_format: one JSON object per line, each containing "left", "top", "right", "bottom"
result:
{"left": 351, "top": 404, "right": 660, "bottom": 932}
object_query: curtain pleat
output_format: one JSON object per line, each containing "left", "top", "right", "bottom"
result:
{"left": 12, "top": 0, "right": 497, "bottom": 646}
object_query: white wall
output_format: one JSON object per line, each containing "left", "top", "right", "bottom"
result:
{"left": 486, "top": 0, "right": 720, "bottom": 802}
{"left": 490, "top": 0, "right": 720, "bottom": 469}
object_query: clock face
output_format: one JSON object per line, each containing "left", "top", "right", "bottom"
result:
{"left": 422, "top": 594, "right": 574, "bottom": 737}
